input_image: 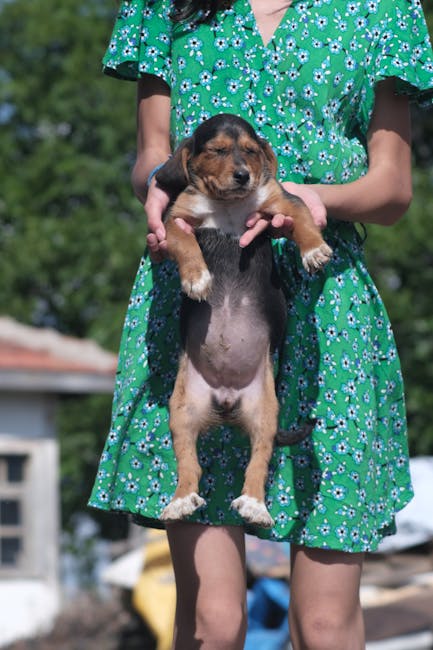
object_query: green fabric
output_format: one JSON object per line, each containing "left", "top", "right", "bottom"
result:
{"left": 90, "top": 0, "right": 433, "bottom": 551}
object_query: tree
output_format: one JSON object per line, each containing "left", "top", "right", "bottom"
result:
{"left": 0, "top": 0, "right": 144, "bottom": 534}
{"left": 0, "top": 0, "right": 144, "bottom": 350}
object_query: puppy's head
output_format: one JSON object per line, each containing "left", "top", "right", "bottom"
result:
{"left": 156, "top": 114, "right": 278, "bottom": 200}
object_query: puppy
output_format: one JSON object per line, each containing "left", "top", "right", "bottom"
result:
{"left": 155, "top": 113, "right": 332, "bottom": 528}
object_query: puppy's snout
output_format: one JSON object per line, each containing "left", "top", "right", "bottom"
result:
{"left": 233, "top": 168, "right": 250, "bottom": 186}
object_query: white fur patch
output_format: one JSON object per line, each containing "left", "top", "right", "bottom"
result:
{"left": 160, "top": 493, "right": 206, "bottom": 521}
{"left": 181, "top": 269, "right": 212, "bottom": 301}
{"left": 231, "top": 495, "right": 274, "bottom": 528}
{"left": 302, "top": 243, "right": 333, "bottom": 273}
{"left": 190, "top": 187, "right": 272, "bottom": 237}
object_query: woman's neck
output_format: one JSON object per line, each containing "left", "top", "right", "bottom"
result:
{"left": 249, "top": 0, "right": 293, "bottom": 46}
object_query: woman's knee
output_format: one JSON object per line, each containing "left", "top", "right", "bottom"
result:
{"left": 289, "top": 602, "right": 364, "bottom": 650}
{"left": 177, "top": 595, "right": 247, "bottom": 648}
{"left": 288, "top": 546, "right": 365, "bottom": 650}
{"left": 199, "top": 596, "right": 247, "bottom": 647}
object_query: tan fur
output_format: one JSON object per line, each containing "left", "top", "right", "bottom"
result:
{"left": 163, "top": 128, "right": 331, "bottom": 290}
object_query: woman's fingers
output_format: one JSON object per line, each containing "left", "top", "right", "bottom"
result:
{"left": 147, "top": 232, "right": 167, "bottom": 262}
{"left": 240, "top": 212, "right": 295, "bottom": 247}
{"left": 245, "top": 211, "right": 263, "bottom": 228}
{"left": 174, "top": 217, "right": 194, "bottom": 234}
{"left": 270, "top": 213, "right": 294, "bottom": 238}
{"left": 144, "top": 182, "right": 171, "bottom": 261}
{"left": 239, "top": 216, "right": 270, "bottom": 247}
{"left": 281, "top": 181, "right": 327, "bottom": 229}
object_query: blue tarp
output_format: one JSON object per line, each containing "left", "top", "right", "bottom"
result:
{"left": 245, "top": 577, "right": 290, "bottom": 650}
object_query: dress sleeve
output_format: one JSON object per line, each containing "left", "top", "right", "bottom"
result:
{"left": 358, "top": 0, "right": 433, "bottom": 128}
{"left": 102, "top": 0, "right": 173, "bottom": 84}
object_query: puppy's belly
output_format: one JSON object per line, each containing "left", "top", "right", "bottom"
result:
{"left": 184, "top": 348, "right": 269, "bottom": 417}
{"left": 186, "top": 309, "right": 269, "bottom": 390}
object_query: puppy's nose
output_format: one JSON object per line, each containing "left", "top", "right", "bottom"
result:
{"left": 233, "top": 168, "right": 250, "bottom": 186}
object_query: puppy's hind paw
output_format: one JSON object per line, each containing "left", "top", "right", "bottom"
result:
{"left": 160, "top": 492, "right": 206, "bottom": 521}
{"left": 181, "top": 269, "right": 212, "bottom": 301}
{"left": 231, "top": 495, "right": 274, "bottom": 528}
{"left": 302, "top": 243, "right": 333, "bottom": 273}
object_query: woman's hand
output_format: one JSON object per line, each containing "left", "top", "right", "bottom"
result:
{"left": 144, "top": 181, "right": 171, "bottom": 262}
{"left": 144, "top": 180, "right": 194, "bottom": 263}
{"left": 239, "top": 182, "right": 327, "bottom": 248}
{"left": 282, "top": 182, "right": 327, "bottom": 229}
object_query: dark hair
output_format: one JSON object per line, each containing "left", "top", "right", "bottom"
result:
{"left": 171, "top": 0, "right": 233, "bottom": 23}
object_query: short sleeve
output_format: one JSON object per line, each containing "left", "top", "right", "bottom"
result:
{"left": 373, "top": 1, "right": 433, "bottom": 102}
{"left": 358, "top": 0, "right": 433, "bottom": 128}
{"left": 102, "top": 0, "right": 173, "bottom": 84}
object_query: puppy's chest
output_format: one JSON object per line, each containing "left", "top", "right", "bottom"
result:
{"left": 190, "top": 188, "right": 269, "bottom": 237}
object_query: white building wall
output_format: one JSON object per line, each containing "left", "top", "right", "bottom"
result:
{"left": 0, "top": 393, "right": 57, "bottom": 439}
{"left": 0, "top": 423, "right": 60, "bottom": 645}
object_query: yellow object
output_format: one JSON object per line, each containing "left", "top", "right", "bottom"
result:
{"left": 132, "top": 530, "right": 176, "bottom": 650}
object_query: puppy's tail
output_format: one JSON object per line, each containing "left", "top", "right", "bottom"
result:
{"left": 275, "top": 420, "right": 316, "bottom": 446}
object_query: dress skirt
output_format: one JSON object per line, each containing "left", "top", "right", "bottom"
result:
{"left": 90, "top": 222, "right": 413, "bottom": 552}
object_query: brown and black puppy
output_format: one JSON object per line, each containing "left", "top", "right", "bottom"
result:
{"left": 155, "top": 113, "right": 331, "bottom": 527}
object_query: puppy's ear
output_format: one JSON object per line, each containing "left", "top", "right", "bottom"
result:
{"left": 258, "top": 138, "right": 278, "bottom": 178}
{"left": 155, "top": 137, "right": 193, "bottom": 197}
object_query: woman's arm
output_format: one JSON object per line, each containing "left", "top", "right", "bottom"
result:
{"left": 240, "top": 78, "right": 412, "bottom": 247}
{"left": 132, "top": 75, "right": 173, "bottom": 260}
{"left": 132, "top": 74, "right": 171, "bottom": 201}
{"left": 310, "top": 77, "right": 412, "bottom": 226}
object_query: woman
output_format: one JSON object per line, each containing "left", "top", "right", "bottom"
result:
{"left": 90, "top": 1, "right": 433, "bottom": 647}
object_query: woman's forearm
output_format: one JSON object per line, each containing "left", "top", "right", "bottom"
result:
{"left": 131, "top": 147, "right": 171, "bottom": 204}
{"left": 312, "top": 78, "right": 413, "bottom": 227}
{"left": 132, "top": 75, "right": 171, "bottom": 203}
{"left": 310, "top": 162, "right": 413, "bottom": 226}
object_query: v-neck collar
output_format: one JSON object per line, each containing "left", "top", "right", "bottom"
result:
{"left": 246, "top": 0, "right": 297, "bottom": 49}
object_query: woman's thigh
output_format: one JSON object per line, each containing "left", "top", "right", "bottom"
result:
{"left": 167, "top": 522, "right": 247, "bottom": 596}
{"left": 166, "top": 522, "right": 248, "bottom": 648}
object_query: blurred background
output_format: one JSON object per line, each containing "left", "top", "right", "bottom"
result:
{"left": 1, "top": 0, "right": 433, "bottom": 648}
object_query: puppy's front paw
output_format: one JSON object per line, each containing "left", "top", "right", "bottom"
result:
{"left": 302, "top": 243, "right": 333, "bottom": 273}
{"left": 231, "top": 495, "right": 274, "bottom": 528}
{"left": 160, "top": 492, "right": 206, "bottom": 521}
{"left": 181, "top": 268, "right": 212, "bottom": 301}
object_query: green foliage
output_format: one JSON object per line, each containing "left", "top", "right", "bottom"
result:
{"left": 0, "top": 0, "right": 145, "bottom": 349}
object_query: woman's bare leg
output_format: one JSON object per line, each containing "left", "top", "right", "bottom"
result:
{"left": 289, "top": 545, "right": 365, "bottom": 650}
{"left": 166, "top": 522, "right": 247, "bottom": 650}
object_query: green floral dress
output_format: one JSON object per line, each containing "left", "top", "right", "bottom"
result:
{"left": 89, "top": 0, "right": 433, "bottom": 552}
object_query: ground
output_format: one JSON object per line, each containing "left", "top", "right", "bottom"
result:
{"left": 4, "top": 591, "right": 156, "bottom": 650}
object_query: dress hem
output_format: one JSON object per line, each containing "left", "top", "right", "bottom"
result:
{"left": 87, "top": 496, "right": 411, "bottom": 554}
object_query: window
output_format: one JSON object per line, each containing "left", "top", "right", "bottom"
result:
{"left": 0, "top": 455, "right": 26, "bottom": 570}
{"left": 0, "top": 438, "right": 58, "bottom": 581}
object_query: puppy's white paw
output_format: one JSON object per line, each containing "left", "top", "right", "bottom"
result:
{"left": 181, "top": 269, "right": 212, "bottom": 301}
{"left": 302, "top": 243, "right": 333, "bottom": 273}
{"left": 231, "top": 495, "right": 274, "bottom": 528}
{"left": 161, "top": 492, "right": 206, "bottom": 521}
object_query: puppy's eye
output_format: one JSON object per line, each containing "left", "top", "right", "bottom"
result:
{"left": 244, "top": 147, "right": 259, "bottom": 155}
{"left": 213, "top": 148, "right": 229, "bottom": 156}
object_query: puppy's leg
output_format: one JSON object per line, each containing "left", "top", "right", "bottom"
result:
{"left": 261, "top": 184, "right": 332, "bottom": 273}
{"left": 161, "top": 354, "right": 207, "bottom": 521}
{"left": 165, "top": 214, "right": 212, "bottom": 301}
{"left": 231, "top": 355, "right": 277, "bottom": 528}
